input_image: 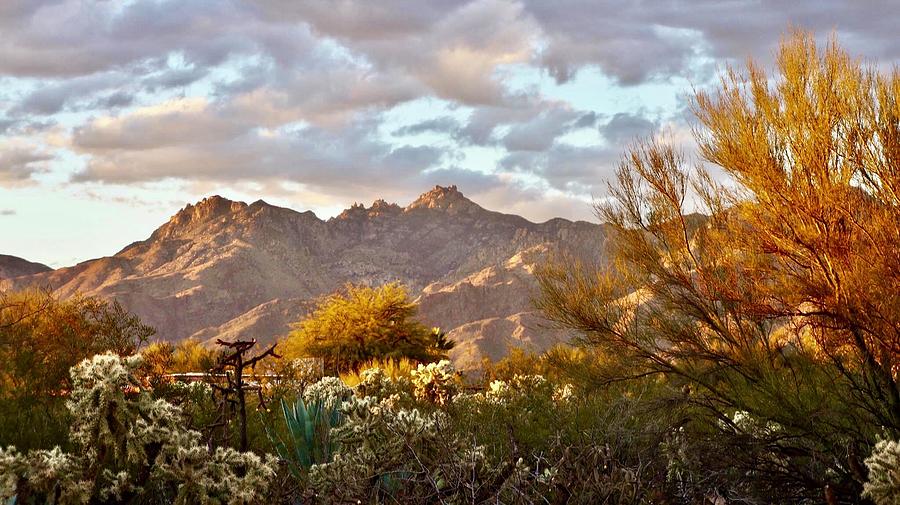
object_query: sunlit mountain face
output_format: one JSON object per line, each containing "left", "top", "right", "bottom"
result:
{"left": 1, "top": 1, "right": 897, "bottom": 267}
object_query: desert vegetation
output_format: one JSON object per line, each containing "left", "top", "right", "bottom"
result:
{"left": 2, "top": 32, "right": 899, "bottom": 504}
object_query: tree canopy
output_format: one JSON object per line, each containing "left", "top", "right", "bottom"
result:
{"left": 281, "top": 283, "right": 452, "bottom": 373}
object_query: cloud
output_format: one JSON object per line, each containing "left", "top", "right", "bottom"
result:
{"left": 599, "top": 112, "right": 658, "bottom": 146}
{"left": 393, "top": 117, "right": 462, "bottom": 137}
{"left": 0, "top": 209, "right": 15, "bottom": 216}
{"left": 11, "top": 72, "right": 130, "bottom": 116}
{"left": 500, "top": 143, "right": 620, "bottom": 194}
{"left": 68, "top": 98, "right": 502, "bottom": 198}
{"left": 469, "top": 181, "right": 597, "bottom": 223}
{"left": 501, "top": 106, "right": 590, "bottom": 151}
{"left": 0, "top": 140, "right": 52, "bottom": 186}
{"left": 2, "top": 0, "right": 899, "bottom": 225}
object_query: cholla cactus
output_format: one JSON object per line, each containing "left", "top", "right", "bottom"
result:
{"left": 0, "top": 446, "right": 90, "bottom": 504}
{"left": 354, "top": 366, "right": 413, "bottom": 401}
{"left": 0, "top": 447, "right": 21, "bottom": 499}
{"left": 309, "top": 394, "right": 486, "bottom": 501}
{"left": 485, "top": 374, "right": 553, "bottom": 404}
{"left": 725, "top": 410, "right": 782, "bottom": 437}
{"left": 303, "top": 376, "right": 352, "bottom": 410}
{"left": 863, "top": 439, "right": 900, "bottom": 505}
{"left": 0, "top": 352, "right": 276, "bottom": 504}
{"left": 67, "top": 352, "right": 144, "bottom": 460}
{"left": 410, "top": 360, "right": 458, "bottom": 405}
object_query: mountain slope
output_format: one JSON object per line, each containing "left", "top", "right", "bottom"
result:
{"left": 0, "top": 254, "right": 52, "bottom": 280}
{"left": 2, "top": 186, "right": 608, "bottom": 369}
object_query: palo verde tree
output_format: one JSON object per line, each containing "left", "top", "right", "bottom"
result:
{"left": 281, "top": 283, "right": 453, "bottom": 374}
{"left": 537, "top": 31, "right": 899, "bottom": 503}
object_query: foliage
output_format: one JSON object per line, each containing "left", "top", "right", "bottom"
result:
{"left": 140, "top": 339, "right": 221, "bottom": 377}
{"left": 0, "top": 289, "right": 155, "bottom": 450}
{"left": 480, "top": 344, "right": 588, "bottom": 383}
{"left": 281, "top": 283, "right": 453, "bottom": 373}
{"left": 0, "top": 353, "right": 276, "bottom": 505}
{"left": 339, "top": 357, "right": 416, "bottom": 387}
{"left": 267, "top": 397, "right": 342, "bottom": 481}
{"left": 864, "top": 439, "right": 900, "bottom": 505}
{"left": 295, "top": 361, "right": 668, "bottom": 503}
{"left": 536, "top": 31, "right": 898, "bottom": 502}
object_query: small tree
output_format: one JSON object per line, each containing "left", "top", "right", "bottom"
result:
{"left": 281, "top": 283, "right": 452, "bottom": 374}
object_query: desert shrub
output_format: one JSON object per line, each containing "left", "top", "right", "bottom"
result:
{"left": 265, "top": 358, "right": 673, "bottom": 504}
{"left": 307, "top": 394, "right": 493, "bottom": 503}
{"left": 140, "top": 339, "right": 221, "bottom": 378}
{"left": 479, "top": 345, "right": 577, "bottom": 383}
{"left": 0, "top": 290, "right": 155, "bottom": 450}
{"left": 535, "top": 31, "right": 899, "bottom": 503}
{"left": 0, "top": 352, "right": 276, "bottom": 505}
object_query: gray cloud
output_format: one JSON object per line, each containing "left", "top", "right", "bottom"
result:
{"left": 0, "top": 144, "right": 52, "bottom": 185}
{"left": 500, "top": 143, "right": 620, "bottom": 194}
{"left": 599, "top": 113, "right": 658, "bottom": 146}
{"left": 142, "top": 66, "right": 210, "bottom": 92}
{"left": 0, "top": 209, "right": 15, "bottom": 216}
{"left": 69, "top": 103, "right": 477, "bottom": 198}
{"left": 11, "top": 72, "right": 131, "bottom": 116}
{"left": 393, "top": 117, "right": 462, "bottom": 137}
{"left": 501, "top": 106, "right": 588, "bottom": 152}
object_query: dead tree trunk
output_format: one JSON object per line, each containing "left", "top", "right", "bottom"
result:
{"left": 210, "top": 339, "right": 279, "bottom": 451}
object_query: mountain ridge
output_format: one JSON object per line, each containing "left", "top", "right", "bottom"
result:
{"left": 2, "top": 186, "right": 608, "bottom": 369}
{"left": 0, "top": 254, "right": 53, "bottom": 280}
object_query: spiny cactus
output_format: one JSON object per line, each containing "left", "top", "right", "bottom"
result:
{"left": 0, "top": 352, "right": 276, "bottom": 505}
{"left": 864, "top": 439, "right": 900, "bottom": 505}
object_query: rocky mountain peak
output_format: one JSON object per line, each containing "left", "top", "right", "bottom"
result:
{"left": 152, "top": 195, "right": 250, "bottom": 240}
{"left": 172, "top": 196, "right": 247, "bottom": 224}
{"left": 405, "top": 185, "right": 479, "bottom": 212}
{"left": 335, "top": 198, "right": 404, "bottom": 221}
{"left": 368, "top": 198, "right": 402, "bottom": 217}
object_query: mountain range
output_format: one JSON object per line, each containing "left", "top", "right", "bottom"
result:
{"left": 0, "top": 186, "right": 608, "bottom": 370}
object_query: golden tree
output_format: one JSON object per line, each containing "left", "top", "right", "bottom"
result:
{"left": 537, "top": 32, "right": 899, "bottom": 502}
{"left": 281, "top": 283, "right": 451, "bottom": 373}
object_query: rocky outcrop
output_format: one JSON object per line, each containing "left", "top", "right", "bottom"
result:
{"left": 2, "top": 186, "right": 608, "bottom": 370}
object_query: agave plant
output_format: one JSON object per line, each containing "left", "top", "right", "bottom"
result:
{"left": 268, "top": 397, "right": 342, "bottom": 479}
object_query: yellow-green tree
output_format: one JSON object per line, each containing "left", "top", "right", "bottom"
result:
{"left": 281, "top": 283, "right": 452, "bottom": 373}
{"left": 537, "top": 32, "right": 899, "bottom": 502}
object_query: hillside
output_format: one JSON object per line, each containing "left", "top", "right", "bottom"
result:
{"left": 2, "top": 186, "right": 608, "bottom": 369}
{"left": 0, "top": 254, "right": 52, "bottom": 280}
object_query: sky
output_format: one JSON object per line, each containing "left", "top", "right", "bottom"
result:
{"left": 0, "top": 1, "right": 898, "bottom": 268}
